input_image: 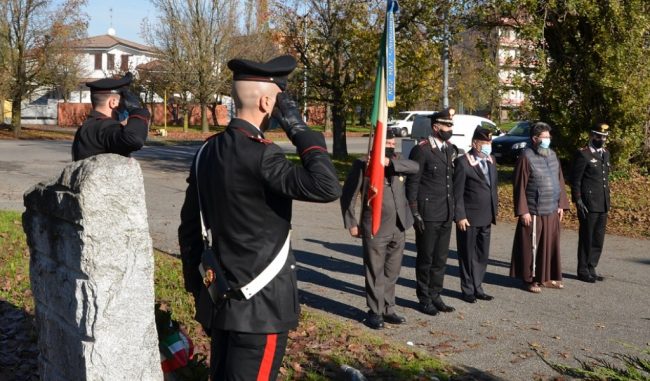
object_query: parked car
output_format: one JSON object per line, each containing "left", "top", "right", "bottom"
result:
{"left": 388, "top": 111, "right": 435, "bottom": 137}
{"left": 491, "top": 121, "right": 532, "bottom": 164}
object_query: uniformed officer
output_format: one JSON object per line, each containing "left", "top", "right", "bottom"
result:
{"left": 71, "top": 72, "right": 150, "bottom": 161}
{"left": 340, "top": 129, "right": 419, "bottom": 329}
{"left": 178, "top": 55, "right": 341, "bottom": 381}
{"left": 570, "top": 122, "right": 611, "bottom": 283}
{"left": 405, "top": 108, "right": 458, "bottom": 316}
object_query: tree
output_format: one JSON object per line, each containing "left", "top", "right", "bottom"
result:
{"left": 275, "top": 0, "right": 381, "bottom": 158}
{"left": 144, "top": 0, "right": 237, "bottom": 133}
{"left": 0, "top": 0, "right": 87, "bottom": 136}
{"left": 470, "top": 0, "right": 650, "bottom": 167}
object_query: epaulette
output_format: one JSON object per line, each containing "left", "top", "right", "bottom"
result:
{"left": 247, "top": 135, "right": 273, "bottom": 145}
{"left": 580, "top": 146, "right": 590, "bottom": 151}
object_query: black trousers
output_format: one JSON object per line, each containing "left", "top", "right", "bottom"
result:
{"left": 456, "top": 224, "right": 491, "bottom": 297}
{"left": 415, "top": 220, "right": 452, "bottom": 303}
{"left": 210, "top": 329, "right": 288, "bottom": 381}
{"left": 362, "top": 228, "right": 405, "bottom": 315}
{"left": 577, "top": 211, "right": 608, "bottom": 277}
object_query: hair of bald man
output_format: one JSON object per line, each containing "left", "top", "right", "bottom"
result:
{"left": 91, "top": 92, "right": 120, "bottom": 108}
{"left": 231, "top": 80, "right": 280, "bottom": 111}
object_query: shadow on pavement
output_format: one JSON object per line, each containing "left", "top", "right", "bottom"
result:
{"left": 133, "top": 145, "right": 198, "bottom": 173}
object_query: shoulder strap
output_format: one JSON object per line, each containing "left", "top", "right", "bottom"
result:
{"left": 195, "top": 142, "right": 210, "bottom": 249}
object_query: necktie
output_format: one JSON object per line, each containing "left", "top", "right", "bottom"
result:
{"left": 480, "top": 159, "right": 490, "bottom": 185}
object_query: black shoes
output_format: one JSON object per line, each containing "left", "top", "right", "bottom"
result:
{"left": 383, "top": 313, "right": 406, "bottom": 325}
{"left": 419, "top": 302, "right": 439, "bottom": 316}
{"left": 432, "top": 298, "right": 455, "bottom": 313}
{"left": 462, "top": 294, "right": 477, "bottom": 303}
{"left": 578, "top": 274, "right": 596, "bottom": 283}
{"left": 593, "top": 274, "right": 605, "bottom": 281}
{"left": 475, "top": 293, "right": 494, "bottom": 301}
{"left": 366, "top": 312, "right": 384, "bottom": 330}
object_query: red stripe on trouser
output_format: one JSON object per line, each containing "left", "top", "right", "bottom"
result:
{"left": 256, "top": 333, "right": 277, "bottom": 381}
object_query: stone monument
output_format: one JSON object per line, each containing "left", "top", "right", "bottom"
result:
{"left": 23, "top": 154, "right": 163, "bottom": 381}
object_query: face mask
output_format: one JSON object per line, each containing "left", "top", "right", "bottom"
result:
{"left": 539, "top": 138, "right": 551, "bottom": 149}
{"left": 385, "top": 147, "right": 395, "bottom": 158}
{"left": 592, "top": 139, "right": 604, "bottom": 149}
{"left": 438, "top": 129, "right": 453, "bottom": 141}
{"left": 480, "top": 144, "right": 492, "bottom": 156}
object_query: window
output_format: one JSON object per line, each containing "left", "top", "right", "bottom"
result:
{"left": 107, "top": 54, "right": 115, "bottom": 70}
{"left": 120, "top": 55, "right": 129, "bottom": 71}
{"left": 94, "top": 53, "right": 102, "bottom": 70}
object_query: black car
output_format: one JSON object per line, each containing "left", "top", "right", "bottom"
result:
{"left": 491, "top": 121, "right": 532, "bottom": 164}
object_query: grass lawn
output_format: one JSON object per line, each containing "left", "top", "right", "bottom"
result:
{"left": 1, "top": 210, "right": 456, "bottom": 380}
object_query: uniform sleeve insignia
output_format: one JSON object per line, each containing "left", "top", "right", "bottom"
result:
{"left": 590, "top": 158, "right": 598, "bottom": 163}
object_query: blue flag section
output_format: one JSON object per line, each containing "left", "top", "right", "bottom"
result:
{"left": 385, "top": 0, "right": 398, "bottom": 107}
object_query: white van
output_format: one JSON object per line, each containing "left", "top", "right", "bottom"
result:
{"left": 449, "top": 114, "right": 498, "bottom": 154}
{"left": 404, "top": 114, "right": 498, "bottom": 157}
{"left": 388, "top": 111, "right": 435, "bottom": 137}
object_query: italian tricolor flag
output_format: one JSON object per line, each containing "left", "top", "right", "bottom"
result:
{"left": 366, "top": 0, "right": 398, "bottom": 236}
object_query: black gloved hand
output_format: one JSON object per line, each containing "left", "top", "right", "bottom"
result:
{"left": 413, "top": 212, "right": 426, "bottom": 235}
{"left": 121, "top": 89, "right": 143, "bottom": 114}
{"left": 576, "top": 199, "right": 589, "bottom": 219}
{"left": 272, "top": 92, "right": 308, "bottom": 142}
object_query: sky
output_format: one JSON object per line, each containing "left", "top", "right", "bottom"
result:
{"left": 84, "top": 1, "right": 158, "bottom": 44}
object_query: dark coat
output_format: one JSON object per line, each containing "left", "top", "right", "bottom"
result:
{"left": 570, "top": 146, "right": 611, "bottom": 213}
{"left": 340, "top": 155, "right": 419, "bottom": 237}
{"left": 72, "top": 109, "right": 149, "bottom": 161}
{"left": 405, "top": 139, "right": 457, "bottom": 222}
{"left": 178, "top": 118, "right": 341, "bottom": 334}
{"left": 453, "top": 151, "right": 498, "bottom": 227}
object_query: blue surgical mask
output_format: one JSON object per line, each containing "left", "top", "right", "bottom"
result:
{"left": 480, "top": 144, "right": 492, "bottom": 156}
{"left": 539, "top": 138, "right": 551, "bottom": 149}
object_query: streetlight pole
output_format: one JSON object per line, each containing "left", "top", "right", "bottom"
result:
{"left": 442, "top": 13, "right": 449, "bottom": 109}
{"left": 302, "top": 15, "right": 308, "bottom": 122}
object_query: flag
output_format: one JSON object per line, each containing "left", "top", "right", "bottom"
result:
{"left": 366, "top": 0, "right": 398, "bottom": 237}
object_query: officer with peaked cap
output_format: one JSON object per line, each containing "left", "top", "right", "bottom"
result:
{"left": 453, "top": 126, "right": 498, "bottom": 303}
{"left": 71, "top": 72, "right": 150, "bottom": 161}
{"left": 405, "top": 107, "right": 458, "bottom": 316}
{"left": 570, "top": 122, "right": 611, "bottom": 283}
{"left": 178, "top": 55, "right": 341, "bottom": 380}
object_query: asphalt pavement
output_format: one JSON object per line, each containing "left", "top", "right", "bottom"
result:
{"left": 1, "top": 139, "right": 649, "bottom": 380}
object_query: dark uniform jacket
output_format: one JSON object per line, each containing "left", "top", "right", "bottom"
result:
{"left": 570, "top": 146, "right": 611, "bottom": 213}
{"left": 178, "top": 118, "right": 341, "bottom": 334}
{"left": 340, "top": 155, "right": 419, "bottom": 237}
{"left": 405, "top": 138, "right": 457, "bottom": 222}
{"left": 453, "top": 151, "right": 498, "bottom": 227}
{"left": 72, "top": 109, "right": 149, "bottom": 161}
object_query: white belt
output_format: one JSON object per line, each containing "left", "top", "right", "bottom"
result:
{"left": 240, "top": 231, "right": 291, "bottom": 300}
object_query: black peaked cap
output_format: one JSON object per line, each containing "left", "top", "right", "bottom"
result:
{"left": 431, "top": 108, "right": 455, "bottom": 125}
{"left": 472, "top": 126, "right": 493, "bottom": 141}
{"left": 228, "top": 55, "right": 297, "bottom": 91}
{"left": 591, "top": 122, "right": 609, "bottom": 136}
{"left": 86, "top": 72, "right": 133, "bottom": 93}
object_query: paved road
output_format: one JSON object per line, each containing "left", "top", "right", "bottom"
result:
{"left": 1, "top": 139, "right": 649, "bottom": 380}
